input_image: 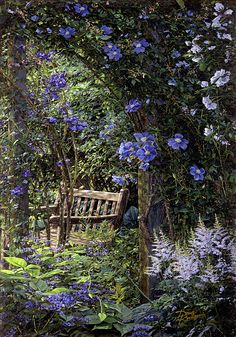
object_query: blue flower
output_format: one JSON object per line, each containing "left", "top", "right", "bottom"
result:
{"left": 112, "top": 175, "right": 126, "bottom": 186}
{"left": 74, "top": 3, "right": 89, "bottom": 17}
{"left": 11, "top": 185, "right": 25, "bottom": 196}
{"left": 136, "top": 144, "right": 157, "bottom": 163}
{"left": 171, "top": 50, "right": 181, "bottom": 59}
{"left": 134, "top": 132, "right": 155, "bottom": 143}
{"left": 59, "top": 27, "right": 76, "bottom": 39}
{"left": 47, "top": 117, "right": 58, "bottom": 124}
{"left": 125, "top": 98, "right": 142, "bottom": 113}
{"left": 101, "top": 25, "right": 113, "bottom": 35}
{"left": 168, "top": 78, "right": 177, "bottom": 86}
{"left": 31, "top": 15, "right": 39, "bottom": 22}
{"left": 139, "top": 162, "right": 149, "bottom": 171}
{"left": 46, "top": 27, "right": 52, "bottom": 34}
{"left": 103, "top": 43, "right": 122, "bottom": 61}
{"left": 118, "top": 141, "right": 139, "bottom": 162}
{"left": 190, "top": 165, "right": 205, "bottom": 181}
{"left": 48, "top": 72, "right": 66, "bottom": 89}
{"left": 22, "top": 170, "right": 32, "bottom": 178}
{"left": 36, "top": 50, "right": 54, "bottom": 61}
{"left": 65, "top": 116, "right": 79, "bottom": 123}
{"left": 68, "top": 122, "right": 87, "bottom": 132}
{"left": 133, "top": 39, "right": 149, "bottom": 54}
{"left": 167, "top": 134, "right": 189, "bottom": 150}
{"left": 175, "top": 61, "right": 190, "bottom": 69}
{"left": 35, "top": 28, "right": 43, "bottom": 35}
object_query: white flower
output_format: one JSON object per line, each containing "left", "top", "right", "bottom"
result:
{"left": 208, "top": 46, "right": 216, "bottom": 50}
{"left": 224, "top": 9, "right": 233, "bottom": 15}
{"left": 212, "top": 15, "right": 222, "bottom": 28}
{"left": 202, "top": 96, "right": 218, "bottom": 110}
{"left": 210, "top": 69, "right": 230, "bottom": 87}
{"left": 192, "top": 56, "right": 202, "bottom": 63}
{"left": 190, "top": 44, "right": 202, "bottom": 54}
{"left": 201, "top": 81, "right": 209, "bottom": 88}
{"left": 204, "top": 125, "right": 214, "bottom": 136}
{"left": 217, "top": 32, "right": 232, "bottom": 40}
{"left": 214, "top": 3, "right": 224, "bottom": 12}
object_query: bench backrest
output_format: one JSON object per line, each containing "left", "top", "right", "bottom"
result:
{"left": 54, "top": 188, "right": 129, "bottom": 225}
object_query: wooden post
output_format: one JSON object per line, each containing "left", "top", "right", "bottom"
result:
{"left": 138, "top": 170, "right": 165, "bottom": 299}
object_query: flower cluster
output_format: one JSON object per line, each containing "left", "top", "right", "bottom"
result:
{"left": 148, "top": 222, "right": 235, "bottom": 286}
{"left": 103, "top": 43, "right": 122, "bottom": 61}
{"left": 125, "top": 98, "right": 142, "bottom": 113}
{"left": 64, "top": 116, "right": 88, "bottom": 132}
{"left": 112, "top": 175, "right": 136, "bottom": 186}
{"left": 131, "top": 325, "right": 152, "bottom": 337}
{"left": 133, "top": 39, "right": 149, "bottom": 54}
{"left": 118, "top": 132, "right": 157, "bottom": 171}
{"left": 59, "top": 26, "right": 76, "bottom": 39}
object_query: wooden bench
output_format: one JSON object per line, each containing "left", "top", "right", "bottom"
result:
{"left": 38, "top": 188, "right": 129, "bottom": 244}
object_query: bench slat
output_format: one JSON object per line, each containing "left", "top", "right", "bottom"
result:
{"left": 73, "top": 190, "right": 119, "bottom": 201}
{"left": 88, "top": 199, "right": 96, "bottom": 215}
{"left": 74, "top": 197, "right": 81, "bottom": 216}
{"left": 95, "top": 199, "right": 102, "bottom": 215}
{"left": 81, "top": 198, "right": 89, "bottom": 215}
{"left": 103, "top": 200, "right": 110, "bottom": 215}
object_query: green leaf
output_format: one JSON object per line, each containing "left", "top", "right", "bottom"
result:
{"left": 4, "top": 257, "right": 27, "bottom": 268}
{"left": 199, "top": 63, "right": 207, "bottom": 72}
{"left": 39, "top": 269, "right": 64, "bottom": 279}
{"left": 114, "top": 323, "right": 135, "bottom": 336}
{"left": 176, "top": 0, "right": 185, "bottom": 8}
{"left": 98, "top": 312, "right": 107, "bottom": 322}
{"left": 25, "top": 264, "right": 41, "bottom": 277}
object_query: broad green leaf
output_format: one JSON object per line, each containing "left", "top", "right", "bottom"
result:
{"left": 49, "top": 287, "right": 68, "bottom": 294}
{"left": 4, "top": 257, "right": 27, "bottom": 268}
{"left": 98, "top": 312, "right": 107, "bottom": 322}
{"left": 39, "top": 269, "right": 64, "bottom": 279}
{"left": 25, "top": 264, "right": 41, "bottom": 277}
{"left": 114, "top": 323, "right": 135, "bottom": 336}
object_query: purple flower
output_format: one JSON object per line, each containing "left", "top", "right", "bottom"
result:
{"left": 125, "top": 98, "right": 142, "bottom": 113}
{"left": 167, "top": 134, "right": 189, "bottom": 150}
{"left": 74, "top": 3, "right": 89, "bottom": 17}
{"left": 103, "top": 43, "right": 122, "bottom": 61}
{"left": 190, "top": 165, "right": 205, "bottom": 181}
{"left": 36, "top": 50, "right": 54, "bottom": 61}
{"left": 46, "top": 27, "right": 52, "bottom": 34}
{"left": 47, "top": 117, "right": 58, "bottom": 124}
{"left": 22, "top": 170, "right": 32, "bottom": 178}
{"left": 101, "top": 25, "right": 113, "bottom": 35}
{"left": 136, "top": 144, "right": 157, "bottom": 163}
{"left": 65, "top": 116, "right": 79, "bottom": 123}
{"left": 59, "top": 26, "right": 76, "bottom": 39}
{"left": 133, "top": 39, "right": 149, "bottom": 54}
{"left": 11, "top": 185, "right": 25, "bottom": 196}
{"left": 31, "top": 15, "right": 39, "bottom": 22}
{"left": 48, "top": 72, "right": 66, "bottom": 89}
{"left": 112, "top": 175, "right": 126, "bottom": 186}
{"left": 171, "top": 50, "right": 181, "bottom": 59}
{"left": 68, "top": 121, "right": 88, "bottom": 132}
